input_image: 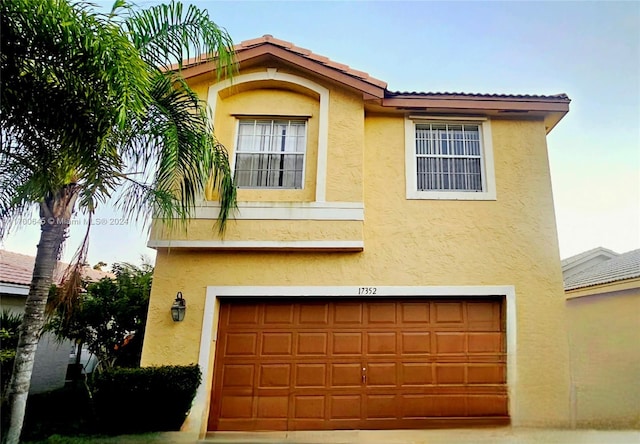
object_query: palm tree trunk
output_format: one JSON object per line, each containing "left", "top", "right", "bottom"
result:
{"left": 4, "top": 187, "right": 78, "bottom": 444}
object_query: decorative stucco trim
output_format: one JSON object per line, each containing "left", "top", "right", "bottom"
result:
{"left": 190, "top": 285, "right": 518, "bottom": 437}
{"left": 147, "top": 240, "right": 364, "bottom": 251}
{"left": 208, "top": 69, "right": 330, "bottom": 203}
{"left": 192, "top": 201, "right": 364, "bottom": 221}
{"left": 404, "top": 117, "right": 497, "bottom": 201}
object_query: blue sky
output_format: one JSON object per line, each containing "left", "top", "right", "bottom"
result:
{"left": 2, "top": 0, "right": 639, "bottom": 267}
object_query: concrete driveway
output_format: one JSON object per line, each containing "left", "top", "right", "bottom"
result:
{"left": 178, "top": 428, "right": 640, "bottom": 444}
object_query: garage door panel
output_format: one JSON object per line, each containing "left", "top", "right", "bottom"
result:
{"left": 211, "top": 298, "right": 507, "bottom": 431}
{"left": 401, "top": 394, "right": 435, "bottom": 417}
{"left": 401, "top": 362, "right": 433, "bottom": 386}
{"left": 333, "top": 332, "right": 362, "bottom": 354}
{"left": 222, "top": 364, "right": 254, "bottom": 388}
{"left": 433, "top": 302, "right": 464, "bottom": 324}
{"left": 401, "top": 331, "right": 431, "bottom": 354}
{"left": 297, "top": 332, "right": 328, "bottom": 355}
{"left": 224, "top": 333, "right": 258, "bottom": 356}
{"left": 219, "top": 395, "right": 253, "bottom": 418}
{"left": 366, "top": 394, "right": 398, "bottom": 418}
{"left": 261, "top": 332, "right": 293, "bottom": 355}
{"left": 401, "top": 302, "right": 430, "bottom": 323}
{"left": 259, "top": 364, "right": 291, "bottom": 388}
{"left": 368, "top": 303, "right": 396, "bottom": 324}
{"left": 330, "top": 394, "right": 362, "bottom": 419}
{"left": 367, "top": 332, "right": 397, "bottom": 354}
{"left": 295, "top": 363, "right": 327, "bottom": 387}
{"left": 257, "top": 396, "right": 289, "bottom": 418}
{"left": 331, "top": 363, "right": 362, "bottom": 387}
{"left": 433, "top": 395, "right": 467, "bottom": 416}
{"left": 435, "top": 364, "right": 466, "bottom": 384}
{"left": 299, "top": 303, "right": 329, "bottom": 324}
{"left": 293, "top": 395, "right": 326, "bottom": 419}
{"left": 367, "top": 362, "right": 397, "bottom": 386}
{"left": 227, "top": 304, "right": 259, "bottom": 325}
{"left": 467, "top": 302, "right": 501, "bottom": 331}
{"left": 264, "top": 303, "right": 295, "bottom": 324}
{"left": 468, "top": 364, "right": 505, "bottom": 384}
{"left": 468, "top": 332, "right": 502, "bottom": 353}
{"left": 334, "top": 303, "right": 363, "bottom": 324}
{"left": 468, "top": 395, "right": 508, "bottom": 415}
{"left": 434, "top": 332, "right": 466, "bottom": 354}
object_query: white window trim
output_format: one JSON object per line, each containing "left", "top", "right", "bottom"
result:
{"left": 405, "top": 116, "right": 496, "bottom": 200}
{"left": 208, "top": 68, "right": 329, "bottom": 202}
{"left": 184, "top": 285, "right": 518, "bottom": 436}
{"left": 231, "top": 118, "right": 308, "bottom": 190}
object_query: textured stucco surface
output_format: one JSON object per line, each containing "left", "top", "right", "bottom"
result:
{"left": 151, "top": 219, "right": 363, "bottom": 243}
{"left": 142, "top": 68, "right": 571, "bottom": 427}
{"left": 566, "top": 286, "right": 640, "bottom": 428}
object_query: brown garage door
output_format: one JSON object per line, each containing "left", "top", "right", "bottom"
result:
{"left": 209, "top": 298, "right": 507, "bottom": 431}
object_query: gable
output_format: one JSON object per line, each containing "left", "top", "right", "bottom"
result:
{"left": 561, "top": 247, "right": 619, "bottom": 280}
{"left": 178, "top": 35, "right": 570, "bottom": 133}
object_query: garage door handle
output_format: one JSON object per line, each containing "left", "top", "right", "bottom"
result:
{"left": 362, "top": 367, "right": 366, "bottom": 384}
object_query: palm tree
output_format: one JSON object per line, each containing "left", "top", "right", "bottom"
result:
{"left": 0, "top": 1, "right": 236, "bottom": 442}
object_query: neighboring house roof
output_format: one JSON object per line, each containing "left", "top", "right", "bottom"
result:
{"left": 0, "top": 250, "right": 112, "bottom": 288}
{"left": 564, "top": 248, "right": 640, "bottom": 291}
{"left": 176, "top": 34, "right": 570, "bottom": 133}
{"left": 561, "top": 246, "right": 619, "bottom": 270}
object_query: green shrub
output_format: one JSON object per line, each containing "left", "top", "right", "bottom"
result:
{"left": 90, "top": 364, "right": 201, "bottom": 434}
{"left": 1, "top": 309, "right": 23, "bottom": 400}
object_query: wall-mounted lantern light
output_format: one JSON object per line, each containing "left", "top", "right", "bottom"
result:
{"left": 171, "top": 292, "right": 186, "bottom": 322}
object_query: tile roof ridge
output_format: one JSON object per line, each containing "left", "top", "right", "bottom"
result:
{"left": 235, "top": 35, "right": 387, "bottom": 89}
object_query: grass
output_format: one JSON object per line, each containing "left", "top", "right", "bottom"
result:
{"left": 19, "top": 383, "right": 95, "bottom": 441}
{"left": 23, "top": 432, "right": 171, "bottom": 444}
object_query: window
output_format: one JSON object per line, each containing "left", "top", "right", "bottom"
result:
{"left": 405, "top": 118, "right": 495, "bottom": 200}
{"left": 234, "top": 119, "right": 306, "bottom": 188}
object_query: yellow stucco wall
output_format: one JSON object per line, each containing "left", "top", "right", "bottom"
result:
{"left": 141, "top": 68, "right": 571, "bottom": 428}
{"left": 151, "top": 219, "right": 362, "bottom": 243}
{"left": 566, "top": 285, "right": 640, "bottom": 428}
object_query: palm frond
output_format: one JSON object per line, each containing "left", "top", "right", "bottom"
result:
{"left": 124, "top": 0, "right": 236, "bottom": 78}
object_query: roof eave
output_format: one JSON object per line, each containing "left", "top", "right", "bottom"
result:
{"left": 381, "top": 95, "right": 569, "bottom": 134}
{"left": 178, "top": 44, "right": 387, "bottom": 99}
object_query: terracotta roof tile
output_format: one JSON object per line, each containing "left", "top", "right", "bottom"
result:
{"left": 0, "top": 250, "right": 113, "bottom": 287}
{"left": 386, "top": 91, "right": 571, "bottom": 101}
{"left": 177, "top": 35, "right": 565, "bottom": 101}
{"left": 234, "top": 35, "right": 388, "bottom": 89}
{"left": 0, "top": 250, "right": 33, "bottom": 286}
{"left": 288, "top": 45, "right": 312, "bottom": 56}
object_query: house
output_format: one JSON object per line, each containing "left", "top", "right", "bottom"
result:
{"left": 0, "top": 250, "right": 109, "bottom": 393}
{"left": 563, "top": 248, "right": 640, "bottom": 428}
{"left": 141, "top": 35, "right": 572, "bottom": 435}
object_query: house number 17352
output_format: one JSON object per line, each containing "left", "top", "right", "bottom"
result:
{"left": 358, "top": 287, "right": 377, "bottom": 295}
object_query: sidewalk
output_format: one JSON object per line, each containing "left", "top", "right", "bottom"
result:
{"left": 154, "top": 428, "right": 640, "bottom": 444}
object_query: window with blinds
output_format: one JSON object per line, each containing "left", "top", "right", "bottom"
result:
{"left": 234, "top": 119, "right": 307, "bottom": 188}
{"left": 415, "top": 123, "right": 483, "bottom": 192}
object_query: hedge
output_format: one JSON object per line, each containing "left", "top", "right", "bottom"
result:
{"left": 91, "top": 364, "right": 201, "bottom": 434}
